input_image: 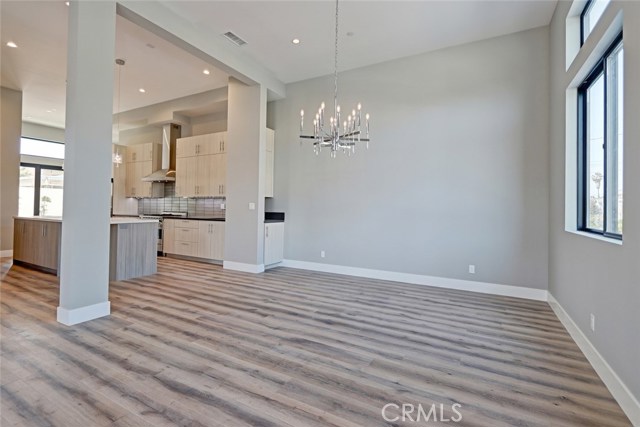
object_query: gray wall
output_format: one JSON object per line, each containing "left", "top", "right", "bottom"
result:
{"left": 22, "top": 122, "right": 65, "bottom": 143}
{"left": 549, "top": 1, "right": 640, "bottom": 401}
{"left": 0, "top": 87, "right": 22, "bottom": 252}
{"left": 268, "top": 26, "right": 550, "bottom": 290}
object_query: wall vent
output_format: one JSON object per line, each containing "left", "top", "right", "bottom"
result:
{"left": 223, "top": 31, "right": 247, "bottom": 46}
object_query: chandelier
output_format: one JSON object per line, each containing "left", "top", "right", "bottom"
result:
{"left": 299, "top": 0, "right": 370, "bottom": 158}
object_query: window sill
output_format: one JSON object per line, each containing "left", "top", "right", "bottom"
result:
{"left": 566, "top": 229, "right": 623, "bottom": 245}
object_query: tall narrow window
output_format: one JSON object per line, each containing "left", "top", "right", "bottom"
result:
{"left": 581, "top": 0, "right": 612, "bottom": 44}
{"left": 578, "top": 35, "right": 623, "bottom": 238}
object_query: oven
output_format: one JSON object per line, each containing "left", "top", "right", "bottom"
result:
{"left": 139, "top": 215, "right": 163, "bottom": 253}
{"left": 139, "top": 212, "right": 188, "bottom": 254}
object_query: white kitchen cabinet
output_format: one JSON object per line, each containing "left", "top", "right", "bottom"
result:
{"left": 124, "top": 143, "right": 160, "bottom": 198}
{"left": 175, "top": 156, "right": 198, "bottom": 197}
{"left": 265, "top": 128, "right": 275, "bottom": 198}
{"left": 126, "top": 143, "right": 154, "bottom": 163}
{"left": 198, "top": 222, "right": 225, "bottom": 260}
{"left": 177, "top": 134, "right": 204, "bottom": 158}
{"left": 164, "top": 219, "right": 225, "bottom": 261}
{"left": 170, "top": 219, "right": 199, "bottom": 257}
{"left": 212, "top": 153, "right": 226, "bottom": 197}
{"left": 211, "top": 131, "right": 227, "bottom": 154}
{"left": 175, "top": 132, "right": 227, "bottom": 198}
{"left": 264, "top": 222, "right": 284, "bottom": 266}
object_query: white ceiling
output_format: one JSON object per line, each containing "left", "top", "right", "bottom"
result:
{"left": 0, "top": 1, "right": 229, "bottom": 129}
{"left": 0, "top": 0, "right": 557, "bottom": 130}
{"left": 161, "top": 0, "right": 558, "bottom": 83}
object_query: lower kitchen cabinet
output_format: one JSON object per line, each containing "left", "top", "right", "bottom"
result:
{"left": 13, "top": 219, "right": 61, "bottom": 272}
{"left": 164, "top": 219, "right": 225, "bottom": 261}
{"left": 198, "top": 222, "right": 225, "bottom": 260}
{"left": 264, "top": 222, "right": 284, "bottom": 266}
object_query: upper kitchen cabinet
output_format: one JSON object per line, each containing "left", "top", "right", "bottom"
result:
{"left": 126, "top": 143, "right": 155, "bottom": 163}
{"left": 265, "top": 128, "right": 275, "bottom": 198}
{"left": 176, "top": 132, "right": 227, "bottom": 158}
{"left": 124, "top": 143, "right": 161, "bottom": 198}
{"left": 175, "top": 132, "right": 227, "bottom": 197}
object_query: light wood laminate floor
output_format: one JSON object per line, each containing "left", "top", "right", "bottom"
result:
{"left": 0, "top": 257, "right": 631, "bottom": 427}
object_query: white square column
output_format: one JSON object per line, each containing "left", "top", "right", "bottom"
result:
{"left": 223, "top": 78, "right": 267, "bottom": 273}
{"left": 58, "top": 1, "right": 116, "bottom": 325}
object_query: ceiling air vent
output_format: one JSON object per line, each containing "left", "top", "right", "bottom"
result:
{"left": 223, "top": 31, "right": 247, "bottom": 46}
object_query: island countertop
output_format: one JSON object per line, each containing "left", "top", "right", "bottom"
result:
{"left": 14, "top": 216, "right": 159, "bottom": 225}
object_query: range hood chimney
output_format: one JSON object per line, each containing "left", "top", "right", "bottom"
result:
{"left": 142, "top": 123, "right": 181, "bottom": 182}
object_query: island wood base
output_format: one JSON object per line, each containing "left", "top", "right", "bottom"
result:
{"left": 13, "top": 217, "right": 158, "bottom": 280}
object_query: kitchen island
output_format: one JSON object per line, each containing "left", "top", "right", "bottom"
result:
{"left": 13, "top": 216, "right": 159, "bottom": 280}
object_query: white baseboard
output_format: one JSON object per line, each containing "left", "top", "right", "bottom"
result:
{"left": 548, "top": 293, "right": 640, "bottom": 426}
{"left": 223, "top": 261, "right": 265, "bottom": 274}
{"left": 280, "top": 259, "right": 548, "bottom": 301}
{"left": 57, "top": 301, "right": 110, "bottom": 326}
{"left": 0, "top": 250, "right": 13, "bottom": 257}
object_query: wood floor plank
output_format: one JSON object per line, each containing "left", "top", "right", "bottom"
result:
{"left": 0, "top": 256, "right": 632, "bottom": 426}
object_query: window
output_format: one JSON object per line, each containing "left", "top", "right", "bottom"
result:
{"left": 19, "top": 164, "right": 64, "bottom": 217}
{"left": 20, "top": 137, "right": 65, "bottom": 159}
{"left": 577, "top": 35, "right": 623, "bottom": 238}
{"left": 18, "top": 138, "right": 65, "bottom": 217}
{"left": 581, "top": 0, "right": 612, "bottom": 44}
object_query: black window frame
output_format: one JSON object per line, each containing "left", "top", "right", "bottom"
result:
{"left": 577, "top": 33, "right": 623, "bottom": 240}
{"left": 580, "top": 0, "right": 594, "bottom": 45}
{"left": 580, "top": 0, "right": 612, "bottom": 46}
{"left": 20, "top": 163, "right": 64, "bottom": 217}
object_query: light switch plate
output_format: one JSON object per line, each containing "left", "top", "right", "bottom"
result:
{"left": 249, "top": 202, "right": 256, "bottom": 210}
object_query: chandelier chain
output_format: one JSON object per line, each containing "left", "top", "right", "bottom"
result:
{"left": 333, "top": 0, "right": 339, "bottom": 117}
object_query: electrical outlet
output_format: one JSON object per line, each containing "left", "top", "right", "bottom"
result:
{"left": 468, "top": 264, "right": 476, "bottom": 274}
{"left": 320, "top": 250, "right": 325, "bottom": 258}
{"left": 220, "top": 203, "right": 225, "bottom": 210}
{"left": 590, "top": 313, "right": 596, "bottom": 332}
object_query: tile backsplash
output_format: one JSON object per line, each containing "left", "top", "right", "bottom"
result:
{"left": 138, "top": 183, "right": 225, "bottom": 217}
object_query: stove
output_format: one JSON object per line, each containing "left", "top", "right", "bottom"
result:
{"left": 139, "top": 212, "right": 188, "bottom": 253}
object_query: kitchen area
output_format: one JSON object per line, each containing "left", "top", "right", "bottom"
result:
{"left": 6, "top": 1, "right": 286, "bottom": 322}
{"left": 13, "top": 120, "right": 284, "bottom": 280}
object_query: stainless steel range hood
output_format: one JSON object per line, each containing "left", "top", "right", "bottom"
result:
{"left": 142, "top": 123, "right": 181, "bottom": 182}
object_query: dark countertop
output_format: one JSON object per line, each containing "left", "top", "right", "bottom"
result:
{"left": 265, "top": 212, "right": 285, "bottom": 222}
{"left": 186, "top": 217, "right": 226, "bottom": 221}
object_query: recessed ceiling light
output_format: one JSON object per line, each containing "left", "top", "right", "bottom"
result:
{"left": 292, "top": 38, "right": 300, "bottom": 45}
{"left": 138, "top": 88, "right": 146, "bottom": 93}
{"left": 65, "top": 1, "right": 69, "bottom": 5}
{"left": 6, "top": 41, "right": 18, "bottom": 48}
{"left": 46, "top": 110, "right": 52, "bottom": 113}
{"left": 203, "top": 69, "right": 210, "bottom": 75}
